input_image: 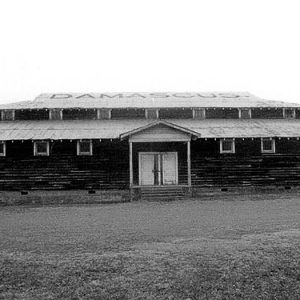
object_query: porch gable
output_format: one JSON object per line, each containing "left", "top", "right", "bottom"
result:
{"left": 120, "top": 120, "right": 200, "bottom": 142}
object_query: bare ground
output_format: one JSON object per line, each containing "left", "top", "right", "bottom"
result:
{"left": 0, "top": 194, "right": 299, "bottom": 299}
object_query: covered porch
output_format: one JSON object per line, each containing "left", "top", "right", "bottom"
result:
{"left": 120, "top": 121, "right": 200, "bottom": 198}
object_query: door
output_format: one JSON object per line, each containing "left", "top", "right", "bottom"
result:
{"left": 139, "top": 152, "right": 178, "bottom": 186}
{"left": 162, "top": 152, "right": 178, "bottom": 185}
{"left": 139, "top": 153, "right": 158, "bottom": 185}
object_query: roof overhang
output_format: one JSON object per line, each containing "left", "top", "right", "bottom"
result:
{"left": 1, "top": 119, "right": 300, "bottom": 141}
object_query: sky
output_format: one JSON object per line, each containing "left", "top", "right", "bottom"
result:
{"left": 0, "top": 0, "right": 300, "bottom": 104}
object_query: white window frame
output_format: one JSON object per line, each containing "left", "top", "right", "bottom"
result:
{"left": 0, "top": 141, "right": 6, "bottom": 156}
{"left": 77, "top": 140, "right": 93, "bottom": 156}
{"left": 193, "top": 108, "right": 206, "bottom": 119}
{"left": 34, "top": 141, "right": 50, "bottom": 156}
{"left": 261, "top": 138, "right": 276, "bottom": 153}
{"left": 283, "top": 108, "right": 296, "bottom": 119}
{"left": 238, "top": 108, "right": 252, "bottom": 119}
{"left": 145, "top": 108, "right": 159, "bottom": 119}
{"left": 220, "top": 139, "right": 235, "bottom": 154}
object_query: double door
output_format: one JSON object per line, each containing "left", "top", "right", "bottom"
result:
{"left": 139, "top": 152, "right": 178, "bottom": 186}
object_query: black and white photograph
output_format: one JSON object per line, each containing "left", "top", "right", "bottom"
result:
{"left": 0, "top": 1, "right": 299, "bottom": 299}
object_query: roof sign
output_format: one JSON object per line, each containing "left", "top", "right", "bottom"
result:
{"left": 48, "top": 92, "right": 248, "bottom": 100}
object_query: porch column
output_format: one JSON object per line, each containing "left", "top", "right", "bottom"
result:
{"left": 129, "top": 141, "right": 133, "bottom": 186}
{"left": 187, "top": 140, "right": 191, "bottom": 186}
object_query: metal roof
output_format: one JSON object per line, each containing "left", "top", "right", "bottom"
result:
{"left": 0, "top": 92, "right": 299, "bottom": 109}
{"left": 1, "top": 119, "right": 300, "bottom": 140}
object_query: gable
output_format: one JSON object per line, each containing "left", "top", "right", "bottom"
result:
{"left": 128, "top": 124, "right": 192, "bottom": 142}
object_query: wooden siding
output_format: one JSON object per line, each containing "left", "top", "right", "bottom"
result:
{"left": 0, "top": 107, "right": 298, "bottom": 121}
{"left": 111, "top": 109, "right": 145, "bottom": 119}
{"left": 1, "top": 138, "right": 300, "bottom": 191}
{"left": 0, "top": 140, "right": 129, "bottom": 190}
{"left": 15, "top": 109, "right": 49, "bottom": 120}
{"left": 206, "top": 108, "right": 239, "bottom": 119}
{"left": 252, "top": 108, "right": 283, "bottom": 119}
{"left": 159, "top": 108, "right": 193, "bottom": 119}
{"left": 191, "top": 139, "right": 300, "bottom": 187}
{"left": 63, "top": 109, "right": 97, "bottom": 120}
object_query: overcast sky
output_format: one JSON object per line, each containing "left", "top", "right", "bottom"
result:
{"left": 0, "top": 0, "right": 300, "bottom": 104}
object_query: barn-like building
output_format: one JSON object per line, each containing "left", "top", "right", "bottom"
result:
{"left": 0, "top": 92, "right": 300, "bottom": 199}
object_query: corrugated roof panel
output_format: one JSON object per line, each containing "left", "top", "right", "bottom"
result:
{"left": 0, "top": 119, "right": 300, "bottom": 140}
{"left": 174, "top": 119, "right": 300, "bottom": 138}
{"left": 0, "top": 92, "right": 299, "bottom": 109}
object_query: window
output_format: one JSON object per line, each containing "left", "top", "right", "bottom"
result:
{"left": 34, "top": 141, "right": 50, "bottom": 156}
{"left": 77, "top": 140, "right": 93, "bottom": 156}
{"left": 49, "top": 109, "right": 62, "bottom": 120}
{"left": 2, "top": 110, "right": 15, "bottom": 121}
{"left": 193, "top": 108, "right": 206, "bottom": 119}
{"left": 145, "top": 109, "right": 158, "bottom": 119}
{"left": 239, "top": 108, "right": 251, "bottom": 119}
{"left": 220, "top": 139, "right": 235, "bottom": 154}
{"left": 97, "top": 109, "right": 111, "bottom": 120}
{"left": 283, "top": 108, "right": 295, "bottom": 119}
{"left": 261, "top": 138, "right": 275, "bottom": 153}
{"left": 0, "top": 142, "right": 6, "bottom": 156}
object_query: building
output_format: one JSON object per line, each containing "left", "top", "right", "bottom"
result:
{"left": 0, "top": 92, "right": 300, "bottom": 199}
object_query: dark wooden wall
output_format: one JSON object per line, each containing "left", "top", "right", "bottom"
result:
{"left": 15, "top": 110, "right": 49, "bottom": 120}
{"left": 63, "top": 109, "right": 97, "bottom": 120}
{"left": 206, "top": 108, "right": 239, "bottom": 119}
{"left": 111, "top": 109, "right": 145, "bottom": 119}
{"left": 191, "top": 139, "right": 300, "bottom": 187}
{"left": 252, "top": 108, "right": 283, "bottom": 119}
{"left": 0, "top": 140, "right": 129, "bottom": 190}
{"left": 1, "top": 138, "right": 300, "bottom": 190}
{"left": 159, "top": 108, "right": 192, "bottom": 119}
{"left": 3, "top": 107, "right": 300, "bottom": 121}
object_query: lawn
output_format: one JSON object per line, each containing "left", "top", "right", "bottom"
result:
{"left": 0, "top": 194, "right": 300, "bottom": 299}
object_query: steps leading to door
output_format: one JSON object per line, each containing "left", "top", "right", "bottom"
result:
{"left": 139, "top": 186, "right": 190, "bottom": 201}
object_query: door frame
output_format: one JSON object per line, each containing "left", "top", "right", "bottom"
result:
{"left": 138, "top": 152, "right": 178, "bottom": 186}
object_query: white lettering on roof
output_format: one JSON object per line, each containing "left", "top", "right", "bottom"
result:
{"left": 49, "top": 93, "right": 247, "bottom": 100}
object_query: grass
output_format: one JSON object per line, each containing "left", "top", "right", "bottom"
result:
{"left": 0, "top": 194, "right": 300, "bottom": 299}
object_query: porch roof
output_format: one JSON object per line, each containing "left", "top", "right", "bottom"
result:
{"left": 0, "top": 119, "right": 300, "bottom": 140}
{"left": 119, "top": 120, "right": 201, "bottom": 140}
